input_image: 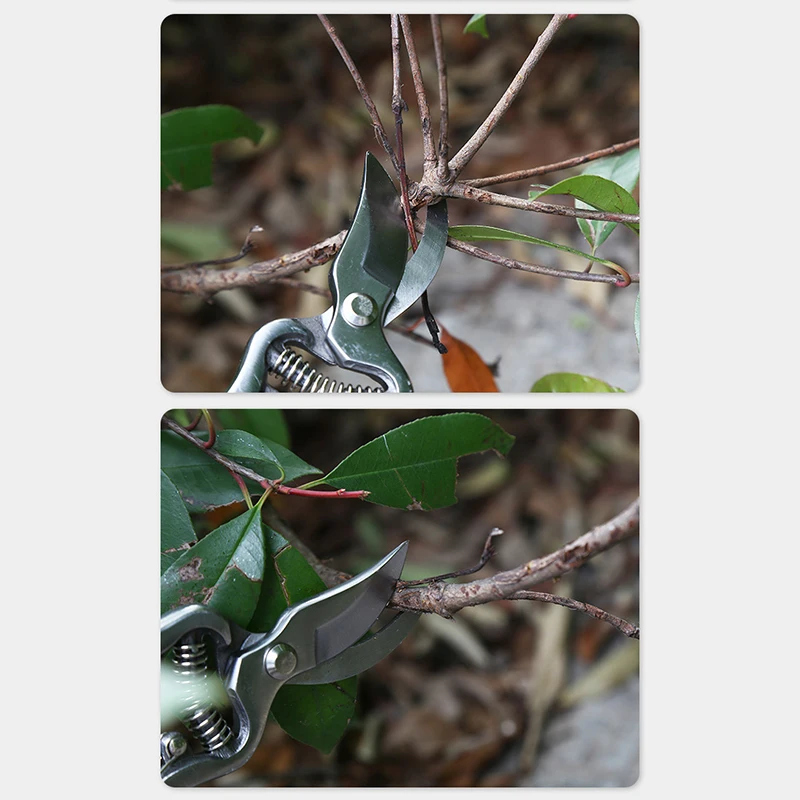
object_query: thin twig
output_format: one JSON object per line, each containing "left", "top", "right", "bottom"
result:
{"left": 162, "top": 416, "right": 368, "bottom": 500}
{"left": 318, "top": 14, "right": 400, "bottom": 174}
{"left": 392, "top": 16, "right": 446, "bottom": 353}
{"left": 399, "top": 15, "right": 437, "bottom": 180}
{"left": 161, "top": 226, "right": 263, "bottom": 272}
{"left": 390, "top": 15, "right": 417, "bottom": 248}
{"left": 423, "top": 224, "right": 639, "bottom": 286}
{"left": 398, "top": 528, "right": 503, "bottom": 586}
{"left": 390, "top": 498, "right": 639, "bottom": 615}
{"left": 463, "top": 138, "right": 640, "bottom": 188}
{"left": 508, "top": 591, "right": 640, "bottom": 639}
{"left": 430, "top": 15, "right": 450, "bottom": 184}
{"left": 447, "top": 181, "right": 640, "bottom": 225}
{"left": 448, "top": 14, "right": 570, "bottom": 178}
{"left": 160, "top": 229, "right": 346, "bottom": 296}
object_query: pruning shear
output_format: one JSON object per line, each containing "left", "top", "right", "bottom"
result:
{"left": 160, "top": 542, "right": 417, "bottom": 786}
{"left": 228, "top": 152, "right": 448, "bottom": 393}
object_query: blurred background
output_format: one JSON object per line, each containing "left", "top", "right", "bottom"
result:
{"left": 182, "top": 408, "right": 639, "bottom": 787}
{"left": 161, "top": 15, "right": 640, "bottom": 392}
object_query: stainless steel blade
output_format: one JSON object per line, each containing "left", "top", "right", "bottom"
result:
{"left": 332, "top": 152, "right": 407, "bottom": 295}
{"left": 286, "top": 611, "right": 419, "bottom": 686}
{"left": 385, "top": 199, "right": 448, "bottom": 324}
{"left": 269, "top": 541, "right": 409, "bottom": 670}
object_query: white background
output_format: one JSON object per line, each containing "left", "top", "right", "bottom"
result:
{"left": 2, "top": 1, "right": 797, "bottom": 796}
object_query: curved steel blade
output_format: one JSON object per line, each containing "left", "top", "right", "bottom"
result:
{"left": 385, "top": 199, "right": 449, "bottom": 324}
{"left": 268, "top": 541, "right": 409, "bottom": 669}
{"left": 332, "top": 152, "right": 407, "bottom": 294}
{"left": 286, "top": 611, "right": 419, "bottom": 686}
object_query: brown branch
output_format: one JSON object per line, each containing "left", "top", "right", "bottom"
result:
{"left": 398, "top": 528, "right": 503, "bottom": 587}
{"left": 448, "top": 14, "right": 570, "bottom": 178}
{"left": 318, "top": 14, "right": 400, "bottom": 174}
{"left": 392, "top": 16, "right": 446, "bottom": 354}
{"left": 390, "top": 498, "right": 639, "bottom": 616}
{"left": 446, "top": 181, "right": 640, "bottom": 225}
{"left": 390, "top": 15, "right": 417, "bottom": 249}
{"left": 430, "top": 15, "right": 450, "bottom": 184}
{"left": 432, "top": 227, "right": 639, "bottom": 286}
{"left": 160, "top": 229, "right": 346, "bottom": 296}
{"left": 464, "top": 138, "right": 640, "bottom": 189}
{"left": 508, "top": 591, "right": 640, "bottom": 639}
{"left": 399, "top": 15, "right": 437, "bottom": 180}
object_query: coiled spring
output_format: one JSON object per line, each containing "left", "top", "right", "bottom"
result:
{"left": 171, "top": 636, "right": 232, "bottom": 752}
{"left": 271, "top": 348, "right": 384, "bottom": 393}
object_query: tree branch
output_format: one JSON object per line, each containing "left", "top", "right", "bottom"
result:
{"left": 318, "top": 14, "right": 400, "bottom": 174}
{"left": 430, "top": 225, "right": 639, "bottom": 286}
{"left": 463, "top": 138, "right": 640, "bottom": 189}
{"left": 390, "top": 497, "right": 639, "bottom": 616}
{"left": 160, "top": 229, "right": 346, "bottom": 295}
{"left": 399, "top": 15, "right": 437, "bottom": 180}
{"left": 446, "top": 181, "right": 640, "bottom": 225}
{"left": 430, "top": 15, "right": 450, "bottom": 184}
{"left": 448, "top": 14, "right": 570, "bottom": 178}
{"left": 508, "top": 591, "right": 640, "bottom": 639}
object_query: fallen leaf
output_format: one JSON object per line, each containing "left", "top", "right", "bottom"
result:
{"left": 440, "top": 326, "right": 499, "bottom": 392}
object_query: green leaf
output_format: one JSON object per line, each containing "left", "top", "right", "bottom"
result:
{"left": 214, "top": 430, "right": 321, "bottom": 484}
{"left": 213, "top": 409, "right": 291, "bottom": 449}
{"left": 270, "top": 681, "right": 358, "bottom": 754}
{"left": 574, "top": 148, "right": 640, "bottom": 250}
{"left": 634, "top": 293, "right": 640, "bottom": 350}
{"left": 249, "top": 527, "right": 358, "bottom": 753}
{"left": 161, "top": 430, "right": 247, "bottom": 511}
{"left": 531, "top": 174, "right": 639, "bottom": 239}
{"left": 160, "top": 429, "right": 319, "bottom": 511}
{"left": 317, "top": 413, "right": 515, "bottom": 510}
{"left": 531, "top": 373, "right": 624, "bottom": 393}
{"left": 160, "top": 506, "right": 265, "bottom": 628}
{"left": 161, "top": 471, "right": 197, "bottom": 574}
{"left": 464, "top": 14, "right": 489, "bottom": 38}
{"left": 448, "top": 224, "right": 626, "bottom": 275}
{"left": 161, "top": 105, "right": 264, "bottom": 191}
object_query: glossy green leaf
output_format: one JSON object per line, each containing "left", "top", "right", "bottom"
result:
{"left": 161, "top": 429, "right": 319, "bottom": 511}
{"left": 160, "top": 506, "right": 265, "bottom": 628}
{"left": 531, "top": 373, "right": 624, "bottom": 393}
{"left": 270, "top": 681, "right": 358, "bottom": 754}
{"left": 574, "top": 148, "right": 640, "bottom": 250}
{"left": 634, "top": 293, "right": 640, "bottom": 350}
{"left": 161, "top": 471, "right": 197, "bottom": 574}
{"left": 161, "top": 105, "right": 264, "bottom": 191}
{"left": 214, "top": 430, "right": 321, "bottom": 484}
{"left": 531, "top": 174, "right": 639, "bottom": 238}
{"left": 249, "top": 526, "right": 358, "bottom": 753}
{"left": 464, "top": 14, "right": 489, "bottom": 38}
{"left": 214, "top": 409, "right": 291, "bottom": 449}
{"left": 317, "top": 413, "right": 515, "bottom": 510}
{"left": 161, "top": 430, "right": 247, "bottom": 511}
{"left": 448, "top": 224, "right": 626, "bottom": 274}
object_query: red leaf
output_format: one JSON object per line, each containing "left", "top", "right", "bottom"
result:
{"left": 440, "top": 326, "right": 499, "bottom": 392}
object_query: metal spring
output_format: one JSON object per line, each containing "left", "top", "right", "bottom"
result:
{"left": 271, "top": 348, "right": 384, "bottom": 393}
{"left": 171, "top": 636, "right": 232, "bottom": 752}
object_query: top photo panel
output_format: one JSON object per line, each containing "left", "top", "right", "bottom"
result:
{"left": 161, "top": 14, "right": 639, "bottom": 394}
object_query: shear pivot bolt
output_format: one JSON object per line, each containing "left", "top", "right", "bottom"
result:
{"left": 342, "top": 293, "right": 377, "bottom": 327}
{"left": 264, "top": 643, "right": 298, "bottom": 679}
{"left": 160, "top": 731, "right": 188, "bottom": 766}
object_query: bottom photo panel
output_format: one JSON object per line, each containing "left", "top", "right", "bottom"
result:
{"left": 160, "top": 409, "right": 640, "bottom": 788}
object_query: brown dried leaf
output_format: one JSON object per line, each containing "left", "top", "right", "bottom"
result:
{"left": 440, "top": 326, "right": 499, "bottom": 392}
